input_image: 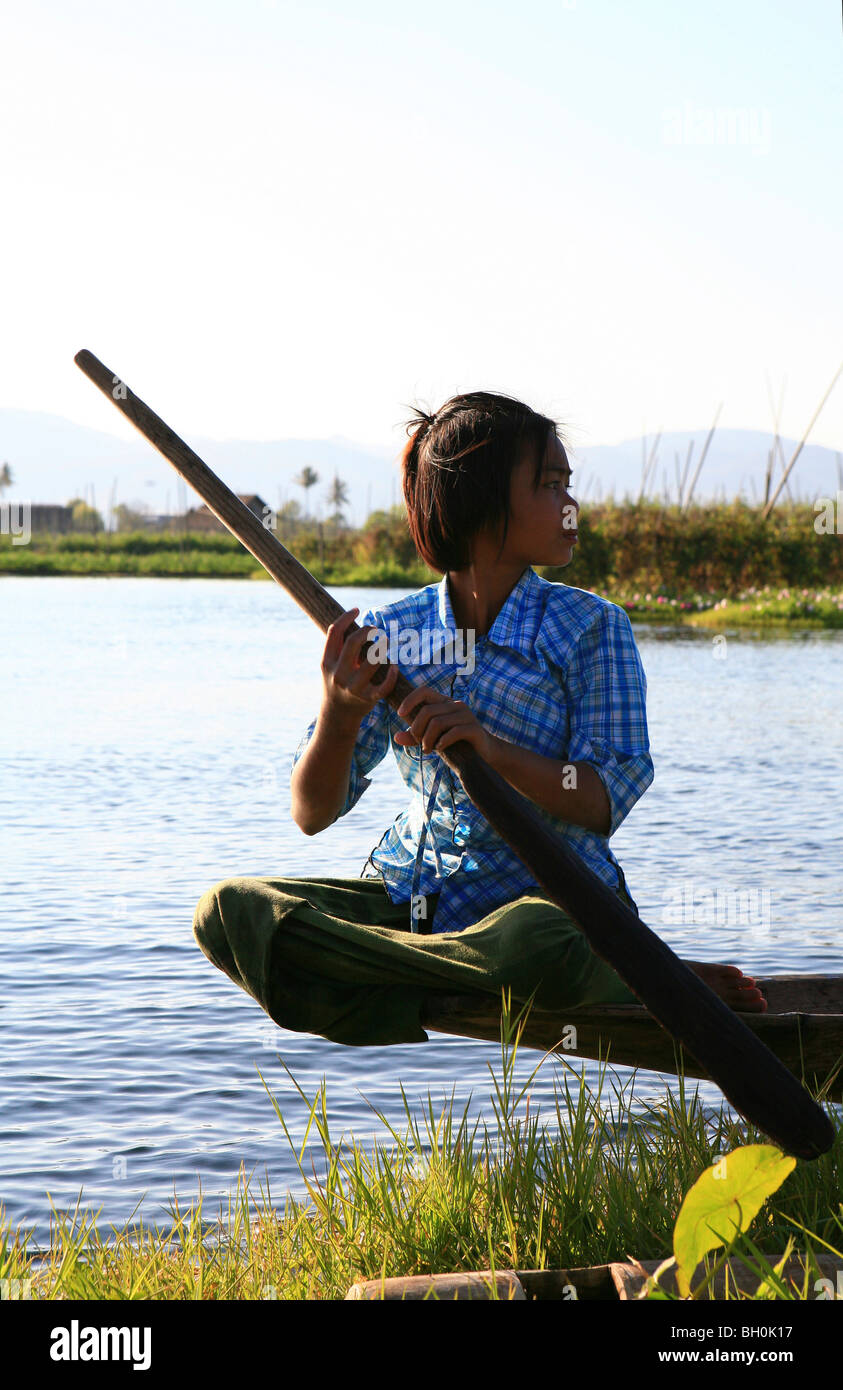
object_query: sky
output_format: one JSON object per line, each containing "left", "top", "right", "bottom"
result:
{"left": 1, "top": 0, "right": 841, "bottom": 457}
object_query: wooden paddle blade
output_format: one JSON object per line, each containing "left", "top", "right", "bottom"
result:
{"left": 73, "top": 348, "right": 836, "bottom": 1160}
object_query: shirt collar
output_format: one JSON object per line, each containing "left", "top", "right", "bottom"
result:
{"left": 435, "top": 565, "right": 542, "bottom": 657}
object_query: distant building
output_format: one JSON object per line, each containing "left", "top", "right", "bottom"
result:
{"left": 16, "top": 496, "right": 270, "bottom": 535}
{"left": 29, "top": 505, "right": 74, "bottom": 533}
{"left": 185, "top": 495, "right": 268, "bottom": 533}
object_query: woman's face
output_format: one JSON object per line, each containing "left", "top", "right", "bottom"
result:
{"left": 497, "top": 432, "right": 579, "bottom": 568}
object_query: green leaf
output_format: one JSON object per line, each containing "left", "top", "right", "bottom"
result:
{"left": 673, "top": 1145, "right": 795, "bottom": 1297}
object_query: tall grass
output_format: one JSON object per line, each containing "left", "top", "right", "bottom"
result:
{"left": 2, "top": 1003, "right": 840, "bottom": 1300}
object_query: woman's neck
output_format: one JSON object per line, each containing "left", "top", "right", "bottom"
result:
{"left": 446, "top": 559, "right": 529, "bottom": 637}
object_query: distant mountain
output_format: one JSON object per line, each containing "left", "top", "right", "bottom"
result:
{"left": 0, "top": 410, "right": 400, "bottom": 525}
{"left": 1, "top": 409, "right": 840, "bottom": 522}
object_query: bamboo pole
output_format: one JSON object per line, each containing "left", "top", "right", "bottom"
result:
{"left": 682, "top": 404, "right": 722, "bottom": 511}
{"left": 637, "top": 431, "right": 662, "bottom": 504}
{"left": 763, "top": 448, "right": 773, "bottom": 509}
{"left": 762, "top": 363, "right": 843, "bottom": 518}
{"left": 73, "top": 349, "right": 834, "bottom": 1161}
{"left": 765, "top": 373, "right": 785, "bottom": 508}
{"left": 777, "top": 435, "right": 794, "bottom": 503}
{"left": 679, "top": 439, "right": 694, "bottom": 509}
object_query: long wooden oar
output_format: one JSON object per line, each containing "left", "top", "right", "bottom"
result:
{"left": 74, "top": 348, "right": 834, "bottom": 1160}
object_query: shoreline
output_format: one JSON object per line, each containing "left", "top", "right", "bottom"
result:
{"left": 2, "top": 564, "right": 841, "bottom": 628}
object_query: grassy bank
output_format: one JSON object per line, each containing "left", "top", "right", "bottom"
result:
{"left": 2, "top": 501, "right": 841, "bottom": 626}
{"left": 618, "top": 586, "right": 843, "bottom": 628}
{"left": 2, "top": 1013, "right": 840, "bottom": 1300}
{"left": 2, "top": 540, "right": 841, "bottom": 627}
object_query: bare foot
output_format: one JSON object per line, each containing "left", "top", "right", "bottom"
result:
{"left": 683, "top": 961, "right": 768, "bottom": 1013}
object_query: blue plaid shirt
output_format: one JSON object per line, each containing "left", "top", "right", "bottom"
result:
{"left": 292, "top": 565, "right": 654, "bottom": 933}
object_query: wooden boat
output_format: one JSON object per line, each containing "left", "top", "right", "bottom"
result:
{"left": 422, "top": 976, "right": 843, "bottom": 1085}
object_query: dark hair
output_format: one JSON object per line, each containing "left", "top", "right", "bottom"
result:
{"left": 399, "top": 390, "right": 563, "bottom": 573}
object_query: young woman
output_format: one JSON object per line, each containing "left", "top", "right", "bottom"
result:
{"left": 194, "top": 391, "right": 765, "bottom": 1044}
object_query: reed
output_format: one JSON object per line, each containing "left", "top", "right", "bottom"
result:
{"left": 2, "top": 1001, "right": 840, "bottom": 1300}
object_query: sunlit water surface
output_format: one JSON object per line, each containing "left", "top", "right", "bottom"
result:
{"left": 1, "top": 577, "right": 841, "bottom": 1242}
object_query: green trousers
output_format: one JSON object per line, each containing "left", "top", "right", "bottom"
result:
{"left": 193, "top": 873, "right": 639, "bottom": 1047}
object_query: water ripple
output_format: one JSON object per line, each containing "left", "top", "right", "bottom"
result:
{"left": 2, "top": 577, "right": 841, "bottom": 1241}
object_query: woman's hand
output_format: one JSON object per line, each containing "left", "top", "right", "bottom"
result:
{"left": 395, "top": 685, "right": 495, "bottom": 761}
{"left": 321, "top": 607, "right": 399, "bottom": 728}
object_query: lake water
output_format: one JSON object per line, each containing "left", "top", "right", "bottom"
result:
{"left": 1, "top": 576, "right": 841, "bottom": 1244}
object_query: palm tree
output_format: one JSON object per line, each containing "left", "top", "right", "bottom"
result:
{"left": 0, "top": 463, "right": 13, "bottom": 497}
{"left": 293, "top": 466, "right": 320, "bottom": 521}
{"left": 327, "top": 473, "right": 350, "bottom": 528}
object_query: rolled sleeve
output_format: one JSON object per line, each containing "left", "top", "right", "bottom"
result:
{"left": 565, "top": 604, "right": 654, "bottom": 837}
{"left": 290, "top": 609, "right": 392, "bottom": 823}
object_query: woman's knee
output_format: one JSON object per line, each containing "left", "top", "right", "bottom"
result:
{"left": 492, "top": 900, "right": 594, "bottom": 1004}
{"left": 192, "top": 876, "right": 266, "bottom": 973}
{"left": 497, "top": 898, "right": 585, "bottom": 965}
{"left": 193, "top": 874, "right": 308, "bottom": 977}
{"left": 193, "top": 879, "right": 229, "bottom": 969}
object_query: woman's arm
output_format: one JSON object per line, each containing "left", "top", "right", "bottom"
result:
{"left": 393, "top": 600, "right": 652, "bottom": 839}
{"left": 393, "top": 688, "right": 611, "bottom": 834}
{"left": 291, "top": 703, "right": 368, "bottom": 835}
{"left": 485, "top": 740, "right": 611, "bottom": 834}
{"left": 291, "top": 607, "right": 398, "bottom": 835}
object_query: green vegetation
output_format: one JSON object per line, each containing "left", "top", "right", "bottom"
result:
{"left": 657, "top": 1143, "right": 799, "bottom": 1299}
{"left": 614, "top": 586, "right": 843, "bottom": 628}
{"left": 1, "top": 1005, "right": 840, "bottom": 1300}
{"left": 1, "top": 501, "right": 841, "bottom": 626}
{"left": 0, "top": 530, "right": 272, "bottom": 579}
{"left": 554, "top": 498, "right": 842, "bottom": 593}
{"left": 66, "top": 497, "right": 105, "bottom": 533}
